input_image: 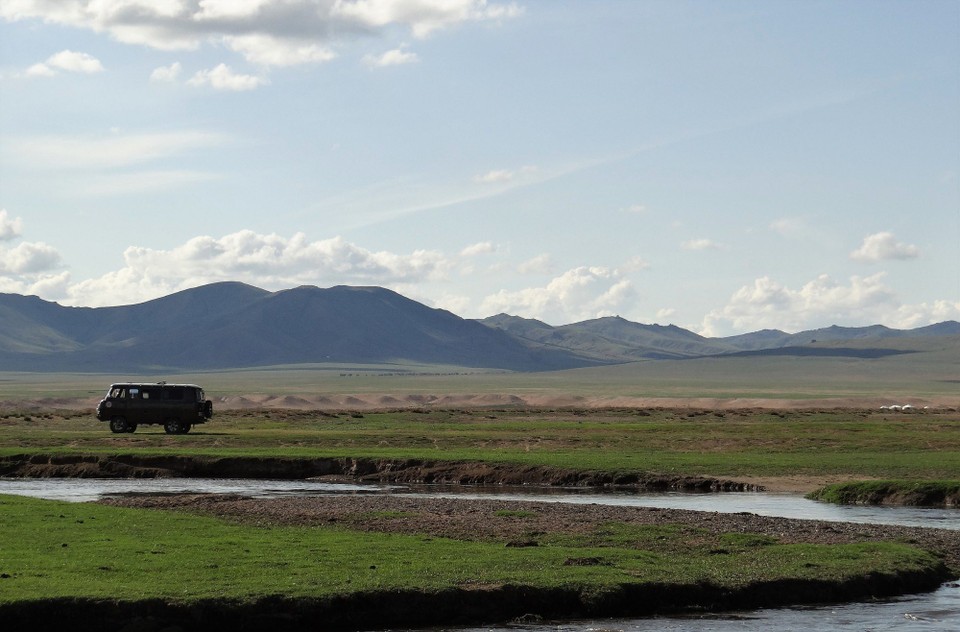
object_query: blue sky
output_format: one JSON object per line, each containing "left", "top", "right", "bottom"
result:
{"left": 1, "top": 0, "right": 958, "bottom": 336}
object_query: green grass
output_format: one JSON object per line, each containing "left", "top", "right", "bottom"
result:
{"left": 0, "top": 495, "right": 943, "bottom": 605}
{"left": 2, "top": 408, "right": 959, "bottom": 481}
{"left": 1, "top": 336, "right": 959, "bottom": 402}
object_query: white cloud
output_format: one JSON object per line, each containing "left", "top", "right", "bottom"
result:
{"left": 25, "top": 62, "right": 56, "bottom": 77}
{"left": 47, "top": 49, "right": 104, "bottom": 73}
{"left": 0, "top": 241, "right": 62, "bottom": 274}
{"left": 13, "top": 130, "right": 228, "bottom": 170}
{"left": 1, "top": 1, "right": 520, "bottom": 67}
{"left": 473, "top": 169, "right": 514, "bottom": 184}
{"left": 460, "top": 241, "right": 495, "bottom": 257}
{"left": 62, "top": 230, "right": 453, "bottom": 307}
{"left": 363, "top": 47, "right": 419, "bottom": 67}
{"left": 332, "top": 0, "right": 523, "bottom": 38}
{"left": 0, "top": 271, "right": 71, "bottom": 299}
{"left": 850, "top": 231, "right": 919, "bottom": 262}
{"left": 0, "top": 210, "right": 23, "bottom": 241}
{"left": 0, "top": 214, "right": 65, "bottom": 294}
{"left": 621, "top": 256, "right": 651, "bottom": 272}
{"left": 516, "top": 253, "right": 553, "bottom": 275}
{"left": 681, "top": 238, "right": 721, "bottom": 251}
{"left": 432, "top": 293, "right": 472, "bottom": 316}
{"left": 480, "top": 266, "right": 636, "bottom": 324}
{"left": 770, "top": 216, "right": 808, "bottom": 237}
{"left": 225, "top": 35, "right": 336, "bottom": 67}
{"left": 656, "top": 307, "right": 677, "bottom": 322}
{"left": 699, "top": 272, "right": 960, "bottom": 336}
{"left": 25, "top": 50, "right": 105, "bottom": 77}
{"left": 150, "top": 62, "right": 182, "bottom": 82}
{"left": 473, "top": 165, "right": 537, "bottom": 184}
{"left": 188, "top": 64, "right": 268, "bottom": 91}
{"left": 623, "top": 204, "right": 647, "bottom": 214}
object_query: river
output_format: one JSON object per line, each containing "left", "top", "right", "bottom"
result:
{"left": 2, "top": 477, "right": 958, "bottom": 630}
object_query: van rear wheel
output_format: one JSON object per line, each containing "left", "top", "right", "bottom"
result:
{"left": 164, "top": 419, "right": 190, "bottom": 435}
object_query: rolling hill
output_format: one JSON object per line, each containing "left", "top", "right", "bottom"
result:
{"left": 0, "top": 283, "right": 599, "bottom": 372}
{"left": 0, "top": 282, "right": 956, "bottom": 373}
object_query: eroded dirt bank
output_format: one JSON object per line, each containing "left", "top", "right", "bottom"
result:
{"left": 0, "top": 453, "right": 759, "bottom": 491}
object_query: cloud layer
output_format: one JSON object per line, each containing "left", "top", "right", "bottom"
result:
{"left": 3, "top": 1, "right": 521, "bottom": 69}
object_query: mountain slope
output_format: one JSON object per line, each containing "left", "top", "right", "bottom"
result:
{"left": 0, "top": 284, "right": 596, "bottom": 372}
{"left": 480, "top": 314, "right": 734, "bottom": 361}
{"left": 0, "top": 283, "right": 956, "bottom": 372}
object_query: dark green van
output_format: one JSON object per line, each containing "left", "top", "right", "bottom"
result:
{"left": 95, "top": 382, "right": 213, "bottom": 434}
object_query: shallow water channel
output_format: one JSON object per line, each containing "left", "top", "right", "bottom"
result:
{"left": 2, "top": 477, "right": 959, "bottom": 631}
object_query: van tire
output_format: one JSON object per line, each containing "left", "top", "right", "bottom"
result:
{"left": 164, "top": 419, "right": 183, "bottom": 435}
{"left": 109, "top": 417, "right": 129, "bottom": 433}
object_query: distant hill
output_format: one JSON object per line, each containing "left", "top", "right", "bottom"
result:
{"left": 0, "top": 283, "right": 598, "bottom": 372}
{"left": 0, "top": 282, "right": 956, "bottom": 372}
{"left": 479, "top": 314, "right": 733, "bottom": 361}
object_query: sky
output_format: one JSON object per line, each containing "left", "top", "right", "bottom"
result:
{"left": 1, "top": 0, "right": 958, "bottom": 337}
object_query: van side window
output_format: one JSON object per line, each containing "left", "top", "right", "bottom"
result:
{"left": 165, "top": 388, "right": 184, "bottom": 400}
{"left": 110, "top": 388, "right": 124, "bottom": 398}
{"left": 129, "top": 388, "right": 140, "bottom": 398}
{"left": 142, "top": 388, "right": 160, "bottom": 400}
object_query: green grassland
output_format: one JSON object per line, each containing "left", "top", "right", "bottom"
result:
{"left": 0, "top": 334, "right": 958, "bottom": 402}
{"left": 1, "top": 407, "right": 959, "bottom": 482}
{"left": 0, "top": 494, "right": 944, "bottom": 606}
{"left": 0, "top": 356, "right": 958, "bottom": 625}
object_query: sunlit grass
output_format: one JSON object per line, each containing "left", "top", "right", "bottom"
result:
{"left": 0, "top": 495, "right": 942, "bottom": 604}
{"left": 2, "top": 408, "right": 959, "bottom": 480}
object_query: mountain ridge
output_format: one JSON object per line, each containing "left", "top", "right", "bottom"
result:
{"left": 0, "top": 282, "right": 956, "bottom": 372}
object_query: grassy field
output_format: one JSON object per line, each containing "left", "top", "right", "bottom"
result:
{"left": 2, "top": 407, "right": 959, "bottom": 483}
{"left": 0, "top": 335, "right": 958, "bottom": 403}
{"left": 1, "top": 364, "right": 958, "bottom": 626}
{"left": 0, "top": 494, "right": 943, "bottom": 605}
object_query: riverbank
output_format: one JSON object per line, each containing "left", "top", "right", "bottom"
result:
{"left": 808, "top": 480, "right": 960, "bottom": 507}
{"left": 0, "top": 453, "right": 760, "bottom": 491}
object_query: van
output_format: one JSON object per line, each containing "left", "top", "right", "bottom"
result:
{"left": 95, "top": 382, "right": 213, "bottom": 434}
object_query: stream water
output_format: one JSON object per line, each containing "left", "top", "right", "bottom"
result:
{"left": 2, "top": 477, "right": 958, "bottom": 630}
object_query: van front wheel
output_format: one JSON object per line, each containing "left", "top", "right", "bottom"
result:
{"left": 109, "top": 417, "right": 129, "bottom": 433}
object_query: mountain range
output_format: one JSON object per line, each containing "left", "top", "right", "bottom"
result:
{"left": 0, "top": 282, "right": 957, "bottom": 372}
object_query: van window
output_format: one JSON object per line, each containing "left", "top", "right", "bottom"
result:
{"left": 129, "top": 388, "right": 140, "bottom": 398}
{"left": 141, "top": 387, "right": 160, "bottom": 400}
{"left": 109, "top": 387, "right": 125, "bottom": 398}
{"left": 165, "top": 388, "right": 184, "bottom": 400}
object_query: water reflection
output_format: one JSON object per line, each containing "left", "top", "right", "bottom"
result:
{"left": 0, "top": 478, "right": 957, "bottom": 531}
{"left": 446, "top": 582, "right": 960, "bottom": 632}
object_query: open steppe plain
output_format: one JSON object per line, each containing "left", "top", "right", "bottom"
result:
{"left": 0, "top": 352, "right": 958, "bottom": 630}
